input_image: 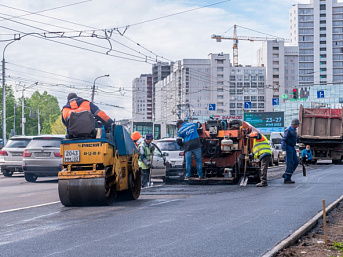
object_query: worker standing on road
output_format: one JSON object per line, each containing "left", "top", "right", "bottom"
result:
{"left": 138, "top": 133, "right": 154, "bottom": 188}
{"left": 249, "top": 132, "right": 272, "bottom": 187}
{"left": 301, "top": 145, "right": 313, "bottom": 166}
{"left": 62, "top": 93, "right": 114, "bottom": 138}
{"left": 131, "top": 131, "right": 142, "bottom": 148}
{"left": 281, "top": 118, "right": 300, "bottom": 184}
{"left": 176, "top": 120, "right": 204, "bottom": 179}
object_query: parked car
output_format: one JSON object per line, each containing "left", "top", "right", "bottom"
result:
{"left": 154, "top": 138, "right": 184, "bottom": 168}
{"left": 150, "top": 143, "right": 166, "bottom": 179}
{"left": 154, "top": 138, "right": 184, "bottom": 181}
{"left": 22, "top": 135, "right": 65, "bottom": 182}
{"left": 278, "top": 144, "right": 299, "bottom": 162}
{"left": 0, "top": 136, "right": 33, "bottom": 177}
{"left": 269, "top": 141, "right": 280, "bottom": 166}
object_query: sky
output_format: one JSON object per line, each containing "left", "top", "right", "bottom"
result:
{"left": 0, "top": 0, "right": 313, "bottom": 121}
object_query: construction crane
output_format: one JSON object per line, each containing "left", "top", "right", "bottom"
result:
{"left": 211, "top": 24, "right": 287, "bottom": 67}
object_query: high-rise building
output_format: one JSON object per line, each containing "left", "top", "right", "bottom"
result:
{"left": 154, "top": 53, "right": 266, "bottom": 122}
{"left": 132, "top": 74, "right": 152, "bottom": 121}
{"left": 290, "top": 0, "right": 343, "bottom": 86}
{"left": 152, "top": 62, "right": 172, "bottom": 120}
{"left": 257, "top": 40, "right": 299, "bottom": 106}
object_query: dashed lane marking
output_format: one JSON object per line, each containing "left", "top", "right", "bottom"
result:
{"left": 0, "top": 201, "right": 61, "bottom": 214}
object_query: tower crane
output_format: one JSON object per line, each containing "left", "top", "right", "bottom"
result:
{"left": 211, "top": 24, "right": 287, "bottom": 67}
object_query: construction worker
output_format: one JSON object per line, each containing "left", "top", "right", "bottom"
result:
{"left": 62, "top": 93, "right": 114, "bottom": 138}
{"left": 131, "top": 131, "right": 142, "bottom": 147}
{"left": 138, "top": 133, "right": 154, "bottom": 188}
{"left": 249, "top": 131, "right": 272, "bottom": 187}
{"left": 176, "top": 119, "right": 204, "bottom": 179}
{"left": 281, "top": 118, "right": 300, "bottom": 184}
{"left": 301, "top": 145, "right": 313, "bottom": 166}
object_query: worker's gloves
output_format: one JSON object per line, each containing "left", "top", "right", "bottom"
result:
{"left": 248, "top": 153, "right": 254, "bottom": 160}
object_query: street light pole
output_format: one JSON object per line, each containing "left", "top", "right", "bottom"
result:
{"left": 2, "top": 40, "right": 18, "bottom": 144}
{"left": 91, "top": 74, "right": 109, "bottom": 102}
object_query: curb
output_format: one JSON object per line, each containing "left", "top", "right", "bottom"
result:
{"left": 262, "top": 194, "right": 343, "bottom": 257}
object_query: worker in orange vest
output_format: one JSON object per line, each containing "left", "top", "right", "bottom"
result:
{"left": 62, "top": 93, "right": 114, "bottom": 138}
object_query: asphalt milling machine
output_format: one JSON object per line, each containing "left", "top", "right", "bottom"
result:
{"left": 58, "top": 125, "right": 141, "bottom": 206}
{"left": 184, "top": 119, "right": 261, "bottom": 185}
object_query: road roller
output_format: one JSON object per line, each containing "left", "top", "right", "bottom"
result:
{"left": 58, "top": 125, "right": 141, "bottom": 206}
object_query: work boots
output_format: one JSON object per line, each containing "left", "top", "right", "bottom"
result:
{"left": 256, "top": 182, "right": 268, "bottom": 187}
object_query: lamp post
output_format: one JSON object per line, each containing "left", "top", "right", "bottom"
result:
{"left": 2, "top": 40, "right": 20, "bottom": 144}
{"left": 91, "top": 74, "right": 109, "bottom": 102}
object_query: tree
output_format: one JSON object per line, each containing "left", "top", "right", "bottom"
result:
{"left": 51, "top": 116, "right": 66, "bottom": 135}
{"left": 0, "top": 85, "right": 16, "bottom": 139}
{"left": 21, "top": 91, "right": 61, "bottom": 136}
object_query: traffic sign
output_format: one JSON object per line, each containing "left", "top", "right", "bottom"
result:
{"left": 317, "top": 91, "right": 324, "bottom": 98}
{"left": 244, "top": 102, "right": 251, "bottom": 109}
{"left": 209, "top": 104, "right": 216, "bottom": 111}
{"left": 272, "top": 98, "right": 279, "bottom": 106}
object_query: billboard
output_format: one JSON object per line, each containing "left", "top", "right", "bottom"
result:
{"left": 244, "top": 112, "right": 284, "bottom": 133}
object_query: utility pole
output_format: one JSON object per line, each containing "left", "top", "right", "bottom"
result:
{"left": 2, "top": 39, "right": 20, "bottom": 144}
{"left": 13, "top": 103, "right": 16, "bottom": 136}
{"left": 21, "top": 91, "right": 25, "bottom": 135}
{"left": 92, "top": 74, "right": 109, "bottom": 102}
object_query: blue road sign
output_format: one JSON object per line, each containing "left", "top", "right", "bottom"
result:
{"left": 244, "top": 102, "right": 252, "bottom": 109}
{"left": 272, "top": 98, "right": 279, "bottom": 106}
{"left": 209, "top": 104, "right": 216, "bottom": 111}
{"left": 317, "top": 91, "right": 324, "bottom": 98}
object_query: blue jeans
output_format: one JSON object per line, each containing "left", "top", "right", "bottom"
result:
{"left": 284, "top": 145, "right": 299, "bottom": 180}
{"left": 185, "top": 148, "right": 203, "bottom": 178}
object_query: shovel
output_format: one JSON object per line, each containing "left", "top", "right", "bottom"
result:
{"left": 239, "top": 136, "right": 249, "bottom": 187}
{"left": 299, "top": 157, "right": 306, "bottom": 176}
{"left": 239, "top": 156, "right": 249, "bottom": 186}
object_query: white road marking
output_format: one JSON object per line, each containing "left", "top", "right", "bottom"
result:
{"left": 0, "top": 201, "right": 60, "bottom": 214}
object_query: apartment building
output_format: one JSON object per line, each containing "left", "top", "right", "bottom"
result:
{"left": 154, "top": 53, "right": 266, "bottom": 122}
{"left": 290, "top": 0, "right": 343, "bottom": 86}
{"left": 132, "top": 74, "right": 153, "bottom": 121}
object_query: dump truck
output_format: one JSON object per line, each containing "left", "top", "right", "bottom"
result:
{"left": 58, "top": 125, "right": 141, "bottom": 206}
{"left": 298, "top": 105, "right": 343, "bottom": 164}
{"left": 187, "top": 119, "right": 261, "bottom": 184}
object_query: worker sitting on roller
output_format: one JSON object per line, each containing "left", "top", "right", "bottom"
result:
{"left": 62, "top": 93, "right": 114, "bottom": 138}
{"left": 249, "top": 131, "right": 272, "bottom": 187}
{"left": 131, "top": 131, "right": 142, "bottom": 148}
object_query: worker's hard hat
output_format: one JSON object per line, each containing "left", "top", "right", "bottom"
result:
{"left": 68, "top": 93, "right": 78, "bottom": 101}
{"left": 291, "top": 118, "right": 300, "bottom": 125}
{"left": 131, "top": 131, "right": 141, "bottom": 141}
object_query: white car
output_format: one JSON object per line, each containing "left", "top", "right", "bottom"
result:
{"left": 154, "top": 138, "right": 184, "bottom": 168}
{"left": 0, "top": 136, "right": 33, "bottom": 177}
{"left": 155, "top": 138, "right": 184, "bottom": 181}
{"left": 269, "top": 141, "right": 280, "bottom": 166}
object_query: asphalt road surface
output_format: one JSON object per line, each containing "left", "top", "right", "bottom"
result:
{"left": 1, "top": 163, "right": 342, "bottom": 257}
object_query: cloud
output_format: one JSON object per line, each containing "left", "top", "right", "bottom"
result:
{"left": 0, "top": 0, "right": 305, "bottom": 120}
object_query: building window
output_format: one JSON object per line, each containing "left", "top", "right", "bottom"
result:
{"left": 244, "top": 96, "right": 250, "bottom": 101}
{"left": 237, "top": 103, "right": 243, "bottom": 108}
{"left": 217, "top": 67, "right": 224, "bottom": 72}
{"left": 230, "top": 110, "right": 235, "bottom": 115}
{"left": 251, "top": 96, "right": 257, "bottom": 101}
{"left": 217, "top": 59, "right": 224, "bottom": 64}
{"left": 273, "top": 75, "right": 279, "bottom": 78}
{"left": 230, "top": 75, "right": 235, "bottom": 80}
{"left": 230, "top": 103, "right": 236, "bottom": 108}
{"left": 217, "top": 88, "right": 224, "bottom": 92}
{"left": 217, "top": 74, "right": 224, "bottom": 79}
{"left": 320, "top": 4, "right": 326, "bottom": 10}
{"left": 217, "top": 95, "right": 224, "bottom": 99}
{"left": 217, "top": 81, "right": 224, "bottom": 85}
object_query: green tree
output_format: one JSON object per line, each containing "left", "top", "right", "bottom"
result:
{"left": 23, "top": 91, "right": 61, "bottom": 136}
{"left": 0, "top": 85, "right": 16, "bottom": 139}
{"left": 51, "top": 116, "right": 66, "bottom": 135}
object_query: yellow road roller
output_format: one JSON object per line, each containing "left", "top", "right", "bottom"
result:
{"left": 58, "top": 125, "right": 141, "bottom": 206}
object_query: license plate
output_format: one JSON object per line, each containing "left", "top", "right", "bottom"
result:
{"left": 64, "top": 150, "right": 80, "bottom": 162}
{"left": 35, "top": 152, "right": 51, "bottom": 157}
